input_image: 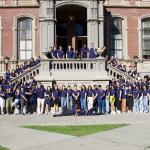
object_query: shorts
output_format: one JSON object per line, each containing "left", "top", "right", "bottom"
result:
{"left": 110, "top": 96, "right": 115, "bottom": 104}
{"left": 53, "top": 98, "right": 59, "bottom": 105}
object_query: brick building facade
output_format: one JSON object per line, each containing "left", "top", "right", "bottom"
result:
{"left": 0, "top": 0, "right": 150, "bottom": 62}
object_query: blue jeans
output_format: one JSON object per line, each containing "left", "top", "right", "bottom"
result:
{"left": 105, "top": 97, "right": 110, "bottom": 114}
{"left": 143, "top": 96, "right": 149, "bottom": 113}
{"left": 61, "top": 97, "right": 67, "bottom": 108}
{"left": 133, "top": 98, "right": 140, "bottom": 113}
{"left": 80, "top": 98, "right": 87, "bottom": 112}
{"left": 66, "top": 96, "right": 73, "bottom": 110}
{"left": 98, "top": 98, "right": 105, "bottom": 114}
{"left": 139, "top": 96, "right": 144, "bottom": 113}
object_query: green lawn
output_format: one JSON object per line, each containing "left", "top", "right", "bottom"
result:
{"left": 0, "top": 146, "right": 9, "bottom": 150}
{"left": 23, "top": 124, "right": 128, "bottom": 137}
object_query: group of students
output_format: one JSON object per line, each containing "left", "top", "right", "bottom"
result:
{"left": 4, "top": 57, "right": 40, "bottom": 82}
{"left": 0, "top": 74, "right": 150, "bottom": 115}
{"left": 107, "top": 57, "right": 138, "bottom": 78}
{"left": 47, "top": 43, "right": 101, "bottom": 59}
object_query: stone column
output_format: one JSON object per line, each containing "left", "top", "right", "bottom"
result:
{"left": 98, "top": 1, "right": 104, "bottom": 48}
{"left": 87, "top": 0, "right": 99, "bottom": 48}
{"left": 39, "top": 0, "right": 56, "bottom": 57}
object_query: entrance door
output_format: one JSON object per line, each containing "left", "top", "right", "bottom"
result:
{"left": 76, "top": 36, "right": 87, "bottom": 51}
{"left": 56, "top": 4, "right": 87, "bottom": 51}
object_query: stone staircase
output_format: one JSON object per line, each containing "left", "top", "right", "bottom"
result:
{"left": 7, "top": 58, "right": 135, "bottom": 86}
{"left": 107, "top": 63, "right": 132, "bottom": 80}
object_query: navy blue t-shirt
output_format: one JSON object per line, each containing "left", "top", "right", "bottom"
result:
{"left": 87, "top": 90, "right": 94, "bottom": 97}
{"left": 72, "top": 90, "right": 80, "bottom": 97}
{"left": 142, "top": 90, "right": 148, "bottom": 96}
{"left": 80, "top": 90, "right": 87, "bottom": 99}
{"left": 66, "top": 50, "right": 73, "bottom": 59}
{"left": 89, "top": 48, "right": 96, "bottom": 58}
{"left": 115, "top": 86, "right": 122, "bottom": 98}
{"left": 60, "top": 89, "right": 67, "bottom": 97}
{"left": 58, "top": 50, "right": 64, "bottom": 58}
{"left": 96, "top": 89, "right": 105, "bottom": 99}
{"left": 36, "top": 87, "right": 46, "bottom": 99}
{"left": 52, "top": 90, "right": 59, "bottom": 99}
{"left": 132, "top": 89, "right": 140, "bottom": 99}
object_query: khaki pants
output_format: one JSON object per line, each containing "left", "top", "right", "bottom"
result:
{"left": 6, "top": 97, "right": 13, "bottom": 114}
{"left": 37, "top": 98, "right": 45, "bottom": 115}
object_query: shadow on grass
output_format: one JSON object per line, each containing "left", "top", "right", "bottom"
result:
{"left": 22, "top": 124, "right": 129, "bottom": 137}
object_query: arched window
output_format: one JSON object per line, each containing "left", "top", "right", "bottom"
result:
{"left": 142, "top": 18, "right": 150, "bottom": 59}
{"left": 17, "top": 17, "right": 33, "bottom": 60}
{"left": 110, "top": 17, "right": 123, "bottom": 59}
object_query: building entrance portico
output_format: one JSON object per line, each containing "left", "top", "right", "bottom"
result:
{"left": 56, "top": 4, "right": 87, "bottom": 50}
{"left": 39, "top": 0, "right": 104, "bottom": 54}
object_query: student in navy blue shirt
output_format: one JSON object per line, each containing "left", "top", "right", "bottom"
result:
{"left": 15, "top": 65, "right": 21, "bottom": 75}
{"left": 45, "top": 86, "right": 52, "bottom": 115}
{"left": 115, "top": 82, "right": 122, "bottom": 113}
{"left": 88, "top": 43, "right": 96, "bottom": 59}
{"left": 66, "top": 85, "right": 73, "bottom": 111}
{"left": 109, "top": 85, "right": 116, "bottom": 114}
{"left": 80, "top": 85, "right": 87, "bottom": 113}
{"left": 52, "top": 85, "right": 60, "bottom": 115}
{"left": 121, "top": 85, "right": 127, "bottom": 113}
{"left": 47, "top": 47, "right": 53, "bottom": 59}
{"left": 4, "top": 70, "right": 11, "bottom": 82}
{"left": 19, "top": 65, "right": 24, "bottom": 74}
{"left": 73, "top": 49, "right": 78, "bottom": 59}
{"left": 60, "top": 85, "right": 67, "bottom": 113}
{"left": 20, "top": 87, "right": 28, "bottom": 115}
{"left": 57, "top": 46, "right": 64, "bottom": 59}
{"left": 0, "top": 86, "right": 5, "bottom": 115}
{"left": 35, "top": 56, "right": 41, "bottom": 64}
{"left": 5, "top": 86, "right": 13, "bottom": 114}
{"left": 27, "top": 85, "right": 37, "bottom": 114}
{"left": 10, "top": 69, "right": 17, "bottom": 79}
{"left": 142, "top": 86, "right": 149, "bottom": 113}
{"left": 105, "top": 85, "right": 110, "bottom": 114}
{"left": 133, "top": 86, "right": 140, "bottom": 113}
{"left": 72, "top": 85, "right": 80, "bottom": 116}
{"left": 29, "top": 58, "right": 36, "bottom": 68}
{"left": 80, "top": 44, "right": 88, "bottom": 58}
{"left": 36, "top": 82, "right": 46, "bottom": 115}
{"left": 51, "top": 46, "right": 58, "bottom": 59}
{"left": 12, "top": 88, "right": 20, "bottom": 114}
{"left": 23, "top": 61, "right": 29, "bottom": 70}
{"left": 95, "top": 85, "right": 105, "bottom": 114}
{"left": 86, "top": 85, "right": 95, "bottom": 115}
{"left": 126, "top": 85, "right": 133, "bottom": 112}
{"left": 66, "top": 45, "right": 73, "bottom": 59}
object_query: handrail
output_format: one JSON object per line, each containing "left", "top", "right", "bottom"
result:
{"left": 11, "top": 63, "right": 41, "bottom": 83}
{"left": 107, "top": 63, "right": 132, "bottom": 80}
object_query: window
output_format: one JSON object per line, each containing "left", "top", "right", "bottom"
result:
{"left": 142, "top": 18, "right": 150, "bottom": 59}
{"left": 110, "top": 17, "right": 123, "bottom": 59}
{"left": 17, "top": 17, "right": 33, "bottom": 60}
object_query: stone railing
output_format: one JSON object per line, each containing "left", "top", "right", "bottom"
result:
{"left": 36, "top": 58, "right": 110, "bottom": 82}
{"left": 49, "top": 58, "right": 106, "bottom": 71}
{"left": 107, "top": 63, "right": 131, "bottom": 80}
{"left": 11, "top": 63, "right": 41, "bottom": 84}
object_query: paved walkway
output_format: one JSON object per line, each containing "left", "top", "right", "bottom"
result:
{"left": 0, "top": 113, "right": 150, "bottom": 150}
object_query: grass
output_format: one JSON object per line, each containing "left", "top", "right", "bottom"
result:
{"left": 0, "top": 146, "right": 9, "bottom": 150}
{"left": 23, "top": 124, "right": 128, "bottom": 137}
{"left": 144, "top": 146, "right": 150, "bottom": 150}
